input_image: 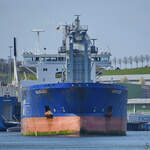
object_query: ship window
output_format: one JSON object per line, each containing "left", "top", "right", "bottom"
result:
{"left": 58, "top": 57, "right": 61, "bottom": 61}
{"left": 46, "top": 57, "right": 51, "bottom": 61}
{"left": 51, "top": 57, "right": 57, "bottom": 61}
{"left": 94, "top": 57, "right": 99, "bottom": 61}
{"left": 95, "top": 57, "right": 101, "bottom": 61}
{"left": 41, "top": 57, "right": 45, "bottom": 61}
{"left": 43, "top": 68, "right": 47, "bottom": 71}
{"left": 24, "top": 57, "right": 32, "bottom": 62}
{"left": 35, "top": 57, "right": 39, "bottom": 61}
{"left": 101, "top": 57, "right": 108, "bottom": 62}
{"left": 58, "top": 57, "right": 65, "bottom": 61}
{"left": 4, "top": 95, "right": 10, "bottom": 98}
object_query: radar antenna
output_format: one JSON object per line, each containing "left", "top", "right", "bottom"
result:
{"left": 74, "top": 15, "right": 80, "bottom": 18}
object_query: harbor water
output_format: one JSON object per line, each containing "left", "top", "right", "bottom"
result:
{"left": 0, "top": 131, "right": 150, "bottom": 150}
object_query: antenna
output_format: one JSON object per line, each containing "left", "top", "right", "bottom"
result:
{"left": 74, "top": 15, "right": 80, "bottom": 18}
{"left": 74, "top": 15, "right": 81, "bottom": 22}
{"left": 91, "top": 39, "right": 97, "bottom": 46}
{"left": 32, "top": 29, "right": 45, "bottom": 54}
{"left": 74, "top": 15, "right": 81, "bottom": 30}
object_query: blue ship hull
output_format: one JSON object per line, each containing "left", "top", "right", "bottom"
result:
{"left": 23, "top": 83, "right": 127, "bottom": 118}
{"left": 0, "top": 96, "right": 20, "bottom": 131}
{"left": 22, "top": 83, "right": 127, "bottom": 136}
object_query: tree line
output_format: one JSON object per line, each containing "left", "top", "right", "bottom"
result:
{"left": 112, "top": 54, "right": 150, "bottom": 69}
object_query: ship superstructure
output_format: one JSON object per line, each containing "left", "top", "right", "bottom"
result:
{"left": 21, "top": 16, "right": 127, "bottom": 136}
{"left": 21, "top": 17, "right": 111, "bottom": 85}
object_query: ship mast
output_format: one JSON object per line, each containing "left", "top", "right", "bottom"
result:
{"left": 13, "top": 37, "right": 18, "bottom": 86}
{"left": 74, "top": 15, "right": 80, "bottom": 30}
{"left": 32, "top": 29, "right": 45, "bottom": 54}
{"left": 8, "top": 45, "right": 12, "bottom": 83}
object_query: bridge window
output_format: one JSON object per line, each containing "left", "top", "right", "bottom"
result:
{"left": 24, "top": 57, "right": 32, "bottom": 61}
{"left": 41, "top": 57, "right": 45, "bottom": 61}
{"left": 101, "top": 57, "right": 108, "bottom": 62}
{"left": 43, "top": 68, "right": 47, "bottom": 72}
{"left": 45, "top": 57, "right": 57, "bottom": 61}
{"left": 58, "top": 57, "right": 62, "bottom": 61}
{"left": 51, "top": 57, "right": 57, "bottom": 61}
{"left": 35, "top": 57, "right": 39, "bottom": 61}
{"left": 94, "top": 57, "right": 101, "bottom": 61}
{"left": 58, "top": 57, "right": 65, "bottom": 61}
{"left": 46, "top": 57, "right": 51, "bottom": 61}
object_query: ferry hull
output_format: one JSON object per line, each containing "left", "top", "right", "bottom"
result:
{"left": 21, "top": 83, "right": 127, "bottom": 136}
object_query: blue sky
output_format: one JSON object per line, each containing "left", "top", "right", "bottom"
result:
{"left": 0, "top": 0, "right": 150, "bottom": 60}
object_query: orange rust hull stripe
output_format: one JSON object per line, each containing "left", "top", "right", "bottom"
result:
{"left": 21, "top": 116, "right": 126, "bottom": 135}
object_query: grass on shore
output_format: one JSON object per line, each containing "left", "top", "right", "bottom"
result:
{"left": 102, "top": 67, "right": 150, "bottom": 76}
{"left": 0, "top": 73, "right": 36, "bottom": 80}
{"left": 1, "top": 67, "right": 150, "bottom": 80}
